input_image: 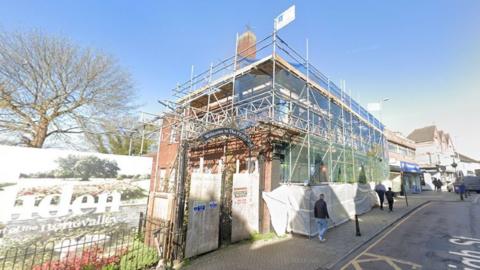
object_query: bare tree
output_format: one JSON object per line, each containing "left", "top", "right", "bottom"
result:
{"left": 0, "top": 30, "right": 135, "bottom": 148}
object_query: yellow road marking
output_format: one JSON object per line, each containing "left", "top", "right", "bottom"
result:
{"left": 364, "top": 253, "right": 422, "bottom": 268}
{"left": 356, "top": 258, "right": 381, "bottom": 263}
{"left": 351, "top": 261, "right": 362, "bottom": 270}
{"left": 340, "top": 202, "right": 431, "bottom": 270}
{"left": 346, "top": 252, "right": 422, "bottom": 270}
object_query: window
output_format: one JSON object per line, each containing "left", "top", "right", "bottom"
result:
{"left": 169, "top": 126, "right": 177, "bottom": 143}
{"left": 156, "top": 169, "right": 166, "bottom": 192}
{"left": 388, "top": 142, "right": 398, "bottom": 153}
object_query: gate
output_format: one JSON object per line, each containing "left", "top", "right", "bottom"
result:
{"left": 183, "top": 157, "right": 260, "bottom": 258}
{"left": 184, "top": 158, "right": 222, "bottom": 257}
{"left": 148, "top": 128, "right": 259, "bottom": 263}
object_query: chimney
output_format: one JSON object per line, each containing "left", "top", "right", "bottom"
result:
{"left": 236, "top": 29, "right": 256, "bottom": 59}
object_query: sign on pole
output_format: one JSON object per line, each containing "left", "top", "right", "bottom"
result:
{"left": 274, "top": 5, "right": 296, "bottom": 31}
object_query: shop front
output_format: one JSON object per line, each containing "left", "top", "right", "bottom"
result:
{"left": 400, "top": 161, "right": 422, "bottom": 193}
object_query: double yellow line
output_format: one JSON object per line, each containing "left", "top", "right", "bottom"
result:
{"left": 340, "top": 202, "right": 431, "bottom": 270}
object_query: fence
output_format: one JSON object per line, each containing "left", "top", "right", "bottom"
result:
{"left": 0, "top": 214, "right": 171, "bottom": 270}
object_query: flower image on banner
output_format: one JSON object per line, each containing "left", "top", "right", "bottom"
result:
{"left": 0, "top": 145, "right": 152, "bottom": 250}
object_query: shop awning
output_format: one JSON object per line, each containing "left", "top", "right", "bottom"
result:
{"left": 400, "top": 161, "right": 422, "bottom": 173}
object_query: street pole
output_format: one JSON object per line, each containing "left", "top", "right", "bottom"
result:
{"left": 401, "top": 171, "right": 408, "bottom": 207}
{"left": 378, "top": 98, "right": 390, "bottom": 125}
{"left": 404, "top": 185, "right": 409, "bottom": 207}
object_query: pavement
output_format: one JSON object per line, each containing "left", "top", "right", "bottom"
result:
{"left": 334, "top": 193, "right": 480, "bottom": 270}
{"left": 180, "top": 191, "right": 471, "bottom": 270}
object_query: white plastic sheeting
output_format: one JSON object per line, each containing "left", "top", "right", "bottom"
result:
{"left": 262, "top": 183, "right": 378, "bottom": 236}
{"left": 422, "top": 173, "right": 434, "bottom": 191}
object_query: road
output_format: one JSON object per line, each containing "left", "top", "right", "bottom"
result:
{"left": 336, "top": 194, "right": 480, "bottom": 270}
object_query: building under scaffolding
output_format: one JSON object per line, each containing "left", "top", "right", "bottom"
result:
{"left": 168, "top": 30, "right": 388, "bottom": 184}
{"left": 148, "top": 30, "right": 389, "bottom": 263}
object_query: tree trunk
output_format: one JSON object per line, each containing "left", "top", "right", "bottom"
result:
{"left": 29, "top": 118, "right": 49, "bottom": 148}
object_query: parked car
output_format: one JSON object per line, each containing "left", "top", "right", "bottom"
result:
{"left": 453, "top": 176, "right": 480, "bottom": 193}
{"left": 464, "top": 176, "right": 480, "bottom": 193}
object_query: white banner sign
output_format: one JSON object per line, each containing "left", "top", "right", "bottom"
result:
{"left": 0, "top": 145, "right": 152, "bottom": 249}
{"left": 275, "top": 5, "right": 295, "bottom": 31}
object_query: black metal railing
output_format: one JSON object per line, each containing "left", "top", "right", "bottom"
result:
{"left": 0, "top": 214, "right": 171, "bottom": 270}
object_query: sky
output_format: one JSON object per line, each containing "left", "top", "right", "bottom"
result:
{"left": 1, "top": 0, "right": 479, "bottom": 159}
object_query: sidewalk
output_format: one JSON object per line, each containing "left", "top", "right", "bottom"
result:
{"left": 180, "top": 191, "right": 464, "bottom": 270}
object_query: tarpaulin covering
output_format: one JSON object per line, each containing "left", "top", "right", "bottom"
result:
{"left": 262, "top": 183, "right": 378, "bottom": 236}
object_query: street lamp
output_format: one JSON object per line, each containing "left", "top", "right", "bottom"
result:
{"left": 379, "top": 98, "right": 390, "bottom": 124}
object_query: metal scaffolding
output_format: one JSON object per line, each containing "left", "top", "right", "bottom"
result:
{"left": 160, "top": 32, "right": 389, "bottom": 186}
{"left": 152, "top": 32, "right": 391, "bottom": 266}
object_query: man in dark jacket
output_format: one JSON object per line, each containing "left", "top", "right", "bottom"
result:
{"left": 385, "top": 187, "right": 395, "bottom": 212}
{"left": 314, "top": 194, "right": 330, "bottom": 242}
{"left": 374, "top": 183, "right": 386, "bottom": 210}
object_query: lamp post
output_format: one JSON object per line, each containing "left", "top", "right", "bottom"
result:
{"left": 378, "top": 98, "right": 390, "bottom": 124}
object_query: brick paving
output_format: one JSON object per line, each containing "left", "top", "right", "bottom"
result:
{"left": 179, "top": 191, "right": 465, "bottom": 270}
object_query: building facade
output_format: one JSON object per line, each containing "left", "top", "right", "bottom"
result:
{"left": 385, "top": 129, "right": 422, "bottom": 193}
{"left": 407, "top": 125, "right": 457, "bottom": 189}
{"left": 147, "top": 31, "right": 389, "bottom": 259}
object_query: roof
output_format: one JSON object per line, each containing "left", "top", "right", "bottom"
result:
{"left": 407, "top": 125, "right": 437, "bottom": 143}
{"left": 176, "top": 54, "right": 384, "bottom": 133}
{"left": 457, "top": 153, "right": 480, "bottom": 163}
{"left": 384, "top": 129, "right": 416, "bottom": 149}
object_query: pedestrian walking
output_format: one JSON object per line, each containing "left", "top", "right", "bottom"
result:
{"left": 374, "top": 183, "right": 386, "bottom": 210}
{"left": 459, "top": 182, "right": 466, "bottom": 201}
{"left": 432, "top": 178, "right": 438, "bottom": 191}
{"left": 314, "top": 194, "right": 330, "bottom": 242}
{"left": 385, "top": 187, "right": 395, "bottom": 212}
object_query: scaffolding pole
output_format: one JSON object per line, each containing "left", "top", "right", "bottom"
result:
{"left": 327, "top": 79, "right": 333, "bottom": 182}
{"left": 349, "top": 89, "right": 356, "bottom": 182}
{"left": 272, "top": 26, "right": 277, "bottom": 121}
{"left": 306, "top": 38, "right": 311, "bottom": 183}
{"left": 341, "top": 80, "right": 346, "bottom": 183}
{"left": 206, "top": 63, "right": 213, "bottom": 125}
{"left": 140, "top": 112, "right": 145, "bottom": 155}
{"left": 231, "top": 33, "right": 239, "bottom": 120}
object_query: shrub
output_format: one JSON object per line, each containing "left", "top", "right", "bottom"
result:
{"left": 32, "top": 246, "right": 121, "bottom": 270}
{"left": 119, "top": 240, "right": 159, "bottom": 270}
{"left": 358, "top": 165, "right": 367, "bottom": 184}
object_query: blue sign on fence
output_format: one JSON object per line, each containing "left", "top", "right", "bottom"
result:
{"left": 400, "top": 161, "right": 421, "bottom": 173}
